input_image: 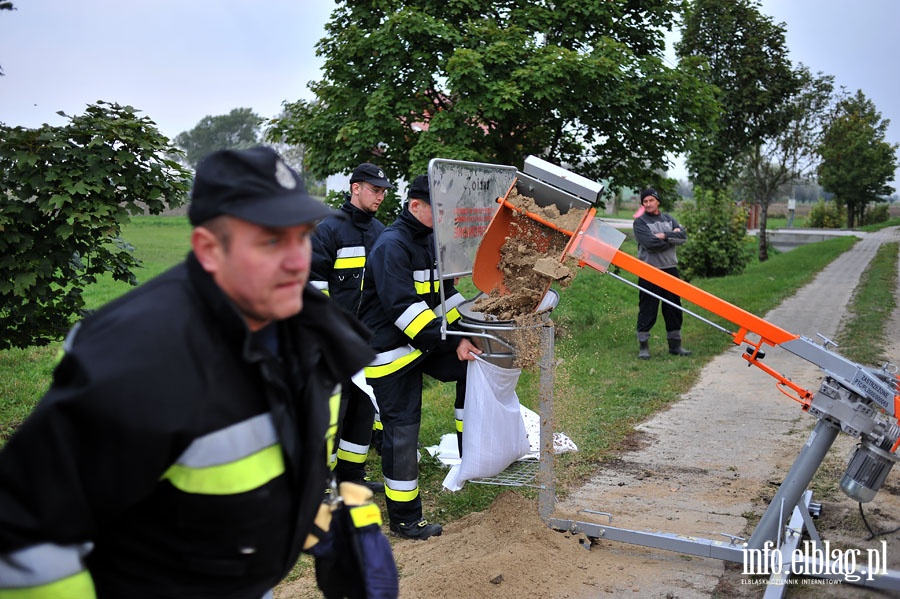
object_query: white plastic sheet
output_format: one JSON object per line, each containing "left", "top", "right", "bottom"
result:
{"left": 443, "top": 355, "right": 531, "bottom": 491}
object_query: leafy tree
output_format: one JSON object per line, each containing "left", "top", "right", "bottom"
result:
{"left": 269, "top": 0, "right": 718, "bottom": 194}
{"left": 263, "top": 115, "right": 329, "bottom": 197}
{"left": 678, "top": 188, "right": 753, "bottom": 280}
{"left": 0, "top": 102, "right": 192, "bottom": 350}
{"left": 173, "top": 107, "right": 263, "bottom": 168}
{"left": 817, "top": 90, "right": 898, "bottom": 228}
{"left": 736, "top": 68, "right": 834, "bottom": 261}
{"left": 676, "top": 0, "right": 799, "bottom": 192}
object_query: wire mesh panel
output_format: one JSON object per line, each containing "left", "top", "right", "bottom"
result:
{"left": 469, "top": 458, "right": 541, "bottom": 488}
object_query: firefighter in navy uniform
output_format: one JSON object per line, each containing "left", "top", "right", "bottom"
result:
{"left": 311, "top": 163, "right": 392, "bottom": 492}
{"left": 0, "top": 147, "right": 393, "bottom": 598}
{"left": 359, "top": 175, "right": 481, "bottom": 540}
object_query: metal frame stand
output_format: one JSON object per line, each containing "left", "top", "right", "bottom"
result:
{"left": 546, "top": 417, "right": 900, "bottom": 595}
{"left": 537, "top": 323, "right": 556, "bottom": 522}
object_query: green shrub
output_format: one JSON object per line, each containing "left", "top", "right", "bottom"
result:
{"left": 861, "top": 203, "right": 890, "bottom": 226}
{"left": 677, "top": 188, "right": 753, "bottom": 280}
{"left": 807, "top": 200, "right": 844, "bottom": 228}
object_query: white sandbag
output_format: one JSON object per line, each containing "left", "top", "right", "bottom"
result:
{"left": 443, "top": 355, "right": 531, "bottom": 491}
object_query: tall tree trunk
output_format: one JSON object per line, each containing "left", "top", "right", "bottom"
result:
{"left": 758, "top": 202, "right": 769, "bottom": 262}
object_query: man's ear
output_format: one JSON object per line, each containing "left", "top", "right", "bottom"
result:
{"left": 191, "top": 226, "right": 222, "bottom": 274}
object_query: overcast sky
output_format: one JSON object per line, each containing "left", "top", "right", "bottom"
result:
{"left": 2, "top": 0, "right": 898, "bottom": 185}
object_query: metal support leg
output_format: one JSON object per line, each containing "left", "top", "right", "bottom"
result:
{"left": 538, "top": 322, "right": 556, "bottom": 522}
{"left": 748, "top": 419, "right": 840, "bottom": 549}
{"left": 761, "top": 490, "right": 814, "bottom": 599}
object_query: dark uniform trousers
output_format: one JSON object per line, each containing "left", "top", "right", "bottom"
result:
{"left": 370, "top": 345, "right": 466, "bottom": 524}
{"left": 333, "top": 382, "right": 377, "bottom": 483}
{"left": 637, "top": 266, "right": 684, "bottom": 334}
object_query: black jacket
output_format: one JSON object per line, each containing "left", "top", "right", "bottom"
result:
{"left": 311, "top": 199, "right": 386, "bottom": 316}
{"left": 359, "top": 207, "right": 464, "bottom": 358}
{"left": 0, "top": 253, "right": 374, "bottom": 598}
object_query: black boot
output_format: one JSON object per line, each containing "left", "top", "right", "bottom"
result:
{"left": 637, "top": 332, "right": 651, "bottom": 360}
{"left": 638, "top": 341, "right": 650, "bottom": 360}
{"left": 667, "top": 333, "right": 692, "bottom": 356}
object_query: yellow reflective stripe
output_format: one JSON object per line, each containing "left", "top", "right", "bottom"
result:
{"left": 329, "top": 390, "right": 341, "bottom": 427}
{"left": 326, "top": 390, "right": 340, "bottom": 467}
{"left": 334, "top": 256, "right": 366, "bottom": 269}
{"left": 384, "top": 486, "right": 418, "bottom": 503}
{"left": 413, "top": 280, "right": 439, "bottom": 294}
{"left": 446, "top": 307, "right": 461, "bottom": 324}
{"left": 349, "top": 503, "right": 383, "bottom": 528}
{"left": 364, "top": 348, "right": 422, "bottom": 378}
{"left": 0, "top": 570, "right": 97, "bottom": 599}
{"left": 337, "top": 439, "right": 369, "bottom": 462}
{"left": 395, "top": 302, "right": 428, "bottom": 330}
{"left": 336, "top": 448, "right": 368, "bottom": 464}
{"left": 455, "top": 418, "right": 463, "bottom": 433}
{"left": 162, "top": 444, "right": 284, "bottom": 495}
{"left": 404, "top": 310, "right": 436, "bottom": 338}
{"left": 443, "top": 292, "right": 465, "bottom": 311}
{"left": 373, "top": 419, "right": 383, "bottom": 431}
{"left": 434, "top": 292, "right": 465, "bottom": 319}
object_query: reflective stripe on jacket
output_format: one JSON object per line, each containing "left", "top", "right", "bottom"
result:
{"left": 311, "top": 199, "right": 386, "bottom": 315}
{"left": 359, "top": 207, "right": 466, "bottom": 378}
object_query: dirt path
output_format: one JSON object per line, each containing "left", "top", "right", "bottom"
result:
{"left": 277, "top": 227, "right": 900, "bottom": 598}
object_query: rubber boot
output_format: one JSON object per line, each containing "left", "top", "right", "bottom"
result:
{"left": 667, "top": 331, "right": 692, "bottom": 356}
{"left": 638, "top": 341, "right": 650, "bottom": 360}
{"left": 637, "top": 332, "right": 651, "bottom": 360}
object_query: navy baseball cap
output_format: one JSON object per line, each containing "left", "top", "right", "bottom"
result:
{"left": 349, "top": 163, "right": 394, "bottom": 189}
{"left": 407, "top": 175, "right": 430, "bottom": 203}
{"left": 188, "top": 146, "right": 335, "bottom": 227}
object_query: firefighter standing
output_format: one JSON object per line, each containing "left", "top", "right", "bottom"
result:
{"left": 359, "top": 175, "right": 481, "bottom": 540}
{"left": 0, "top": 147, "right": 385, "bottom": 597}
{"left": 311, "top": 163, "right": 392, "bottom": 492}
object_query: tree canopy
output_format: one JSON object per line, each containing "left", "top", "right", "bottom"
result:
{"left": 0, "top": 102, "right": 191, "bottom": 349}
{"left": 269, "top": 0, "right": 718, "bottom": 193}
{"left": 817, "top": 90, "right": 898, "bottom": 228}
{"left": 173, "top": 107, "right": 263, "bottom": 168}
{"left": 676, "top": 0, "right": 798, "bottom": 192}
{"left": 737, "top": 67, "right": 834, "bottom": 261}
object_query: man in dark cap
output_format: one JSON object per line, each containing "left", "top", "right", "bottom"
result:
{"left": 633, "top": 187, "right": 692, "bottom": 359}
{"left": 311, "top": 162, "right": 393, "bottom": 492}
{"left": 359, "top": 174, "right": 481, "bottom": 540}
{"left": 0, "top": 146, "right": 395, "bottom": 597}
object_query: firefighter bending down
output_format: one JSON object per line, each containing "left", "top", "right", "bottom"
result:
{"left": 359, "top": 174, "right": 481, "bottom": 540}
